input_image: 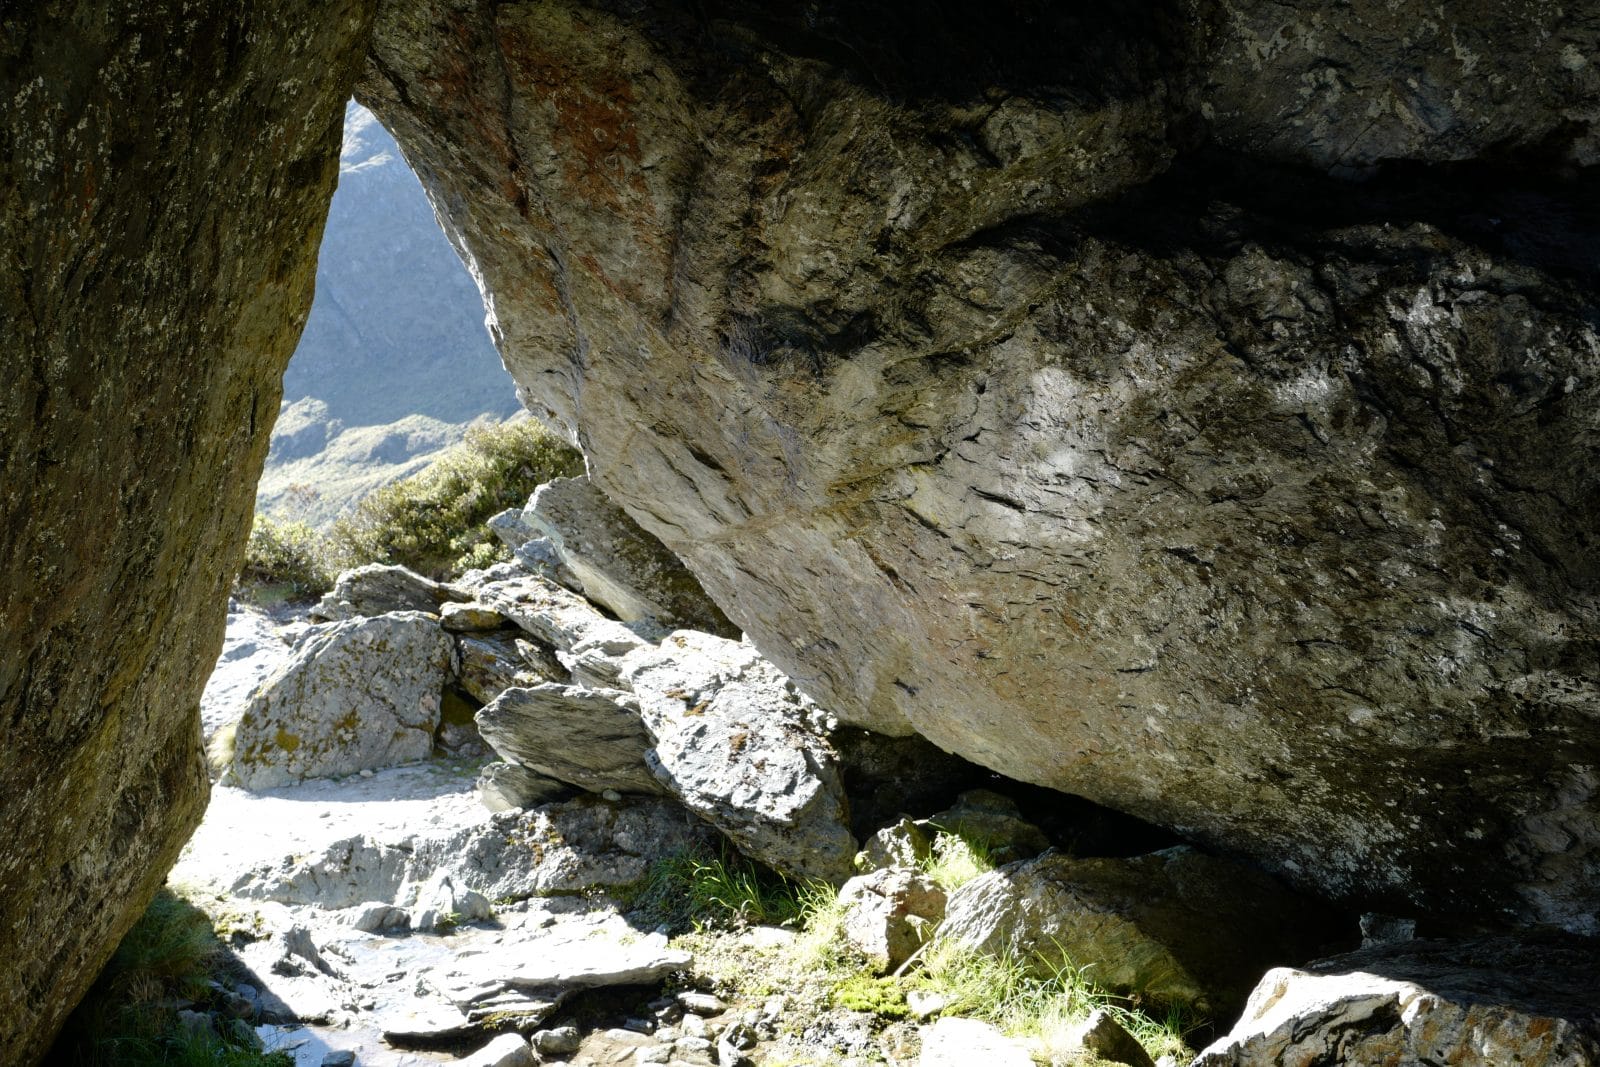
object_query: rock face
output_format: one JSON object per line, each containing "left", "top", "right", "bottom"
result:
{"left": 229, "top": 612, "right": 454, "bottom": 789}
{"left": 624, "top": 631, "right": 858, "bottom": 882}
{"left": 359, "top": 0, "right": 1600, "bottom": 928}
{"left": 0, "top": 4, "right": 373, "bottom": 1061}
{"left": 1196, "top": 932, "right": 1600, "bottom": 1066}
{"left": 526, "top": 476, "right": 736, "bottom": 636}
{"left": 939, "top": 846, "right": 1349, "bottom": 1018}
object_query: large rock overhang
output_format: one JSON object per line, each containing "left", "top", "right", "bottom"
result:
{"left": 358, "top": 0, "right": 1600, "bottom": 930}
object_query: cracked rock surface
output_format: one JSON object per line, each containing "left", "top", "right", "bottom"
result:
{"left": 358, "top": 0, "right": 1600, "bottom": 928}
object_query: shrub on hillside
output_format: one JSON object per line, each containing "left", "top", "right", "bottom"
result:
{"left": 238, "top": 515, "right": 332, "bottom": 601}
{"left": 325, "top": 419, "right": 583, "bottom": 579}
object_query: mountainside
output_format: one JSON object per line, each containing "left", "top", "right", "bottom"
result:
{"left": 257, "top": 101, "right": 520, "bottom": 525}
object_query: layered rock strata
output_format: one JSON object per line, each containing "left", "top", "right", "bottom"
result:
{"left": 0, "top": 4, "right": 373, "bottom": 1061}
{"left": 358, "top": 0, "right": 1600, "bottom": 927}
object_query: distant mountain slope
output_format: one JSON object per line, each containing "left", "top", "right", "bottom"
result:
{"left": 258, "top": 101, "right": 520, "bottom": 525}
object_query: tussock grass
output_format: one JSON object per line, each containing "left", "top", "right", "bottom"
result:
{"left": 46, "top": 888, "right": 289, "bottom": 1067}
{"left": 920, "top": 830, "right": 996, "bottom": 891}
{"left": 909, "top": 939, "right": 1197, "bottom": 1062}
{"left": 630, "top": 845, "right": 831, "bottom": 933}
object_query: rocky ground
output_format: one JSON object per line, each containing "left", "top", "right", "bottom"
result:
{"left": 166, "top": 480, "right": 1600, "bottom": 1067}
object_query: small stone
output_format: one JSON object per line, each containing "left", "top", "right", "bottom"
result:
{"left": 603, "top": 788, "right": 623, "bottom": 802}
{"left": 635, "top": 1047, "right": 673, "bottom": 1064}
{"left": 677, "top": 992, "right": 726, "bottom": 1015}
{"left": 906, "top": 990, "right": 946, "bottom": 1019}
{"left": 359, "top": 768, "right": 375, "bottom": 778}
{"left": 535, "top": 1026, "right": 583, "bottom": 1055}
{"left": 320, "top": 1053, "right": 358, "bottom": 1067}
{"left": 1066, "top": 1008, "right": 1155, "bottom": 1067}
{"left": 441, "top": 601, "right": 509, "bottom": 632}
{"left": 675, "top": 1036, "right": 714, "bottom": 1055}
{"left": 602, "top": 1027, "right": 658, "bottom": 1046}
{"left": 681, "top": 1013, "right": 708, "bottom": 1038}
{"left": 624, "top": 1016, "right": 656, "bottom": 1033}
{"left": 456, "top": 1033, "right": 536, "bottom": 1067}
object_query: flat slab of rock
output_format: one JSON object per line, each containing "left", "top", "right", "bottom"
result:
{"left": 475, "top": 574, "right": 652, "bottom": 687}
{"left": 477, "top": 760, "right": 570, "bottom": 812}
{"left": 526, "top": 475, "right": 736, "bottom": 636}
{"left": 1196, "top": 931, "right": 1600, "bottom": 1066}
{"left": 940, "top": 846, "right": 1349, "bottom": 1018}
{"left": 623, "top": 630, "right": 858, "bottom": 883}
{"left": 310, "top": 564, "right": 469, "bottom": 621}
{"left": 918, "top": 1017, "right": 1034, "bottom": 1067}
{"left": 228, "top": 611, "right": 453, "bottom": 790}
{"left": 430, "top": 930, "right": 690, "bottom": 1005}
{"left": 476, "top": 683, "right": 663, "bottom": 796}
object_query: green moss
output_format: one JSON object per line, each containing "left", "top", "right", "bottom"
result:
{"left": 832, "top": 975, "right": 909, "bottom": 1018}
{"left": 273, "top": 728, "right": 301, "bottom": 753}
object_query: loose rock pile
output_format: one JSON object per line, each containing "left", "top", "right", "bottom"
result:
{"left": 187, "top": 479, "right": 1600, "bottom": 1066}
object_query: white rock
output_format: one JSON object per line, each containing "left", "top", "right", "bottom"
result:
{"left": 917, "top": 1017, "right": 1033, "bottom": 1067}
{"left": 228, "top": 611, "right": 453, "bottom": 790}
{"left": 457, "top": 1033, "right": 536, "bottom": 1067}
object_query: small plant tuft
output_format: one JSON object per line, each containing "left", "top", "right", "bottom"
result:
{"left": 832, "top": 974, "right": 910, "bottom": 1018}
{"left": 630, "top": 845, "right": 827, "bottom": 933}
{"left": 920, "top": 829, "right": 995, "bottom": 891}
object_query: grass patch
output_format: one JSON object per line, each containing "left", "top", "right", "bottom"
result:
{"left": 324, "top": 418, "right": 583, "bottom": 579}
{"left": 909, "top": 939, "right": 1198, "bottom": 1062}
{"left": 832, "top": 975, "right": 909, "bottom": 1018}
{"left": 46, "top": 888, "right": 289, "bottom": 1067}
{"left": 630, "top": 844, "right": 830, "bottom": 933}
{"left": 920, "top": 830, "right": 996, "bottom": 891}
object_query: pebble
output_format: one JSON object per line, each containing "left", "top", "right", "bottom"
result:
{"left": 677, "top": 992, "right": 727, "bottom": 1015}
{"left": 535, "top": 1026, "right": 582, "bottom": 1055}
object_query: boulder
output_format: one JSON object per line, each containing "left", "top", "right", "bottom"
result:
{"left": 455, "top": 631, "right": 565, "bottom": 704}
{"left": 526, "top": 475, "right": 736, "bottom": 636}
{"left": 440, "top": 602, "right": 509, "bottom": 632}
{"left": 1065, "top": 1009, "right": 1155, "bottom": 1067}
{"left": 939, "top": 846, "right": 1350, "bottom": 1018}
{"left": 474, "top": 574, "right": 653, "bottom": 687}
{"left": 476, "top": 683, "right": 664, "bottom": 796}
{"left": 1195, "top": 932, "right": 1600, "bottom": 1066}
{"left": 0, "top": 7, "right": 368, "bottom": 1056}
{"left": 477, "top": 761, "right": 571, "bottom": 813}
{"left": 623, "top": 631, "right": 858, "bottom": 883}
{"left": 310, "top": 563, "right": 470, "bottom": 621}
{"left": 457, "top": 1033, "right": 536, "bottom": 1067}
{"left": 360, "top": 0, "right": 1600, "bottom": 930}
{"left": 228, "top": 612, "right": 454, "bottom": 790}
{"left": 411, "top": 870, "right": 493, "bottom": 931}
{"left": 856, "top": 818, "right": 933, "bottom": 874}
{"left": 923, "top": 790, "right": 1050, "bottom": 865}
{"left": 918, "top": 1017, "right": 1034, "bottom": 1067}
{"left": 837, "top": 867, "right": 946, "bottom": 971}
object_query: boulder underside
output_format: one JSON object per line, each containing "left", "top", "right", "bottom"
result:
{"left": 358, "top": 0, "right": 1600, "bottom": 928}
{"left": 0, "top": 3, "right": 375, "bottom": 1061}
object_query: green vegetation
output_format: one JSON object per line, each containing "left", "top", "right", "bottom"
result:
{"left": 238, "top": 514, "right": 334, "bottom": 602}
{"left": 630, "top": 844, "right": 831, "bottom": 933}
{"left": 324, "top": 418, "right": 583, "bottom": 579}
{"left": 909, "top": 939, "right": 1197, "bottom": 1062}
{"left": 832, "top": 974, "right": 910, "bottom": 1018}
{"left": 920, "top": 830, "right": 996, "bottom": 891}
{"left": 235, "top": 418, "right": 584, "bottom": 604}
{"left": 47, "top": 888, "right": 290, "bottom": 1067}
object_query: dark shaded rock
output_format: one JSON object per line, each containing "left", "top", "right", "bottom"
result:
{"left": 476, "top": 684, "right": 664, "bottom": 796}
{"left": 0, "top": 5, "right": 372, "bottom": 1060}
{"left": 477, "top": 761, "right": 571, "bottom": 813}
{"left": 940, "top": 846, "right": 1352, "bottom": 1018}
{"left": 831, "top": 728, "right": 989, "bottom": 839}
{"left": 923, "top": 790, "right": 1050, "bottom": 866}
{"left": 527, "top": 476, "right": 737, "bottom": 636}
{"left": 1196, "top": 931, "right": 1600, "bottom": 1066}
{"left": 1066, "top": 1009, "right": 1155, "bottom": 1067}
{"left": 310, "top": 563, "right": 470, "bottom": 621}
{"left": 455, "top": 631, "right": 565, "bottom": 704}
{"left": 358, "top": 0, "right": 1600, "bottom": 929}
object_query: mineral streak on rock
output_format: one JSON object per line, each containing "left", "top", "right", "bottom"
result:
{"left": 358, "top": 0, "right": 1600, "bottom": 928}
{"left": 0, "top": 3, "right": 375, "bottom": 1061}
